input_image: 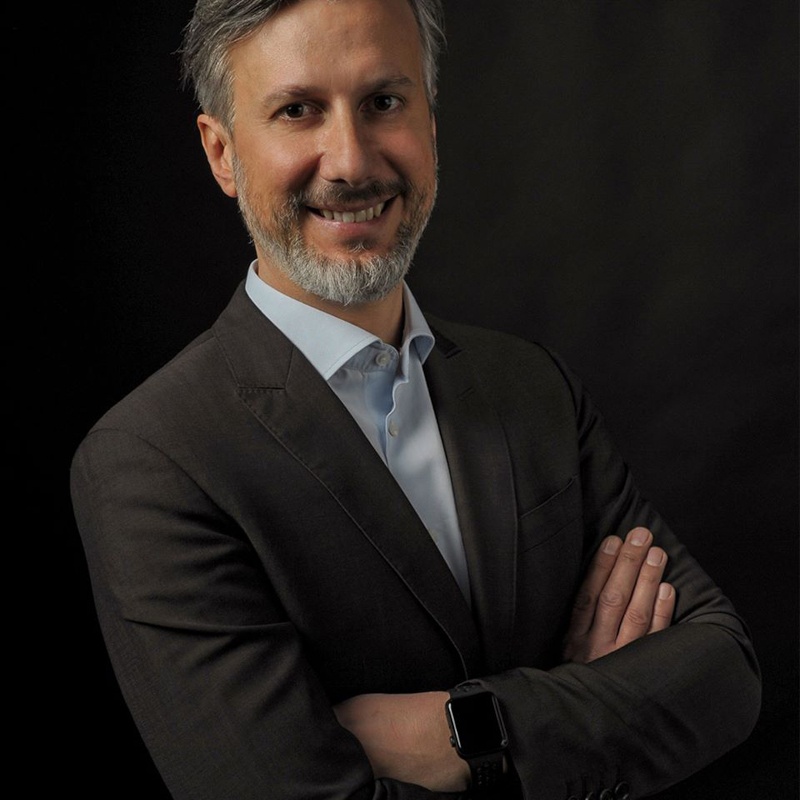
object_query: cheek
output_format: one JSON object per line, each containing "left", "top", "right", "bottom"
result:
{"left": 238, "top": 135, "right": 319, "bottom": 197}
{"left": 388, "top": 129, "right": 437, "bottom": 186}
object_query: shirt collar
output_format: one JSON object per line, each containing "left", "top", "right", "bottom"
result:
{"left": 244, "top": 262, "right": 435, "bottom": 380}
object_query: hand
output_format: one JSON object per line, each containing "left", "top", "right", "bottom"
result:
{"left": 562, "top": 526, "right": 676, "bottom": 663}
{"left": 333, "top": 691, "right": 470, "bottom": 791}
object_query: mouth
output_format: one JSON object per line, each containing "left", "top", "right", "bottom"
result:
{"left": 308, "top": 197, "right": 394, "bottom": 223}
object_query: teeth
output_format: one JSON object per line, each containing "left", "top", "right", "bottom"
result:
{"left": 318, "top": 201, "right": 386, "bottom": 222}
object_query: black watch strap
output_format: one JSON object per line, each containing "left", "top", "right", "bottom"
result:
{"left": 466, "top": 750, "right": 505, "bottom": 793}
{"left": 446, "top": 682, "right": 508, "bottom": 794}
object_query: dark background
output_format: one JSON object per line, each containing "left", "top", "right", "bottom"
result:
{"left": 25, "top": 0, "right": 798, "bottom": 796}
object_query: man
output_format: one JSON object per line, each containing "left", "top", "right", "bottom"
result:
{"left": 70, "top": 1, "right": 760, "bottom": 798}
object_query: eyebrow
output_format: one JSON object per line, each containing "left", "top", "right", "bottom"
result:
{"left": 263, "top": 75, "right": 416, "bottom": 106}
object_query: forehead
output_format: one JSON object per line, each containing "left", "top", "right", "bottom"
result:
{"left": 229, "top": 0, "right": 424, "bottom": 92}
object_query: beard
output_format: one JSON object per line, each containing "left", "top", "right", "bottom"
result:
{"left": 232, "top": 154, "right": 436, "bottom": 306}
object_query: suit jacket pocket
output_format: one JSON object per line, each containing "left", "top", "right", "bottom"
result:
{"left": 518, "top": 475, "right": 582, "bottom": 553}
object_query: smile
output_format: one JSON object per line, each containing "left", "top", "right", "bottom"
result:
{"left": 310, "top": 200, "right": 389, "bottom": 223}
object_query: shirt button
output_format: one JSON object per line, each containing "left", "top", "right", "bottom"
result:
{"left": 375, "top": 351, "right": 392, "bottom": 367}
{"left": 388, "top": 421, "right": 400, "bottom": 437}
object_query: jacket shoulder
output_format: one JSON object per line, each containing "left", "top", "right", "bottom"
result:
{"left": 75, "top": 327, "right": 228, "bottom": 447}
{"left": 75, "top": 283, "right": 281, "bottom": 447}
{"left": 426, "top": 314, "right": 578, "bottom": 395}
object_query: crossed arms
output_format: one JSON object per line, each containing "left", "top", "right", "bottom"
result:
{"left": 70, "top": 315, "right": 760, "bottom": 799}
{"left": 334, "top": 527, "right": 677, "bottom": 792}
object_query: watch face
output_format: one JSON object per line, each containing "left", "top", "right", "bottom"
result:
{"left": 447, "top": 692, "right": 507, "bottom": 756}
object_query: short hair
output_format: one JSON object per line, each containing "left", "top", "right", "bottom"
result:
{"left": 179, "top": 0, "right": 445, "bottom": 130}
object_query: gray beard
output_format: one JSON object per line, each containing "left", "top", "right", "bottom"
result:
{"left": 233, "top": 157, "right": 435, "bottom": 306}
{"left": 256, "top": 213, "right": 422, "bottom": 306}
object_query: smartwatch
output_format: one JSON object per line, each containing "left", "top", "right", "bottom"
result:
{"left": 444, "top": 681, "right": 509, "bottom": 793}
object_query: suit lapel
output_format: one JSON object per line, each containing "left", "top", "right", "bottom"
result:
{"left": 212, "top": 285, "right": 482, "bottom": 677}
{"left": 425, "top": 325, "right": 519, "bottom": 674}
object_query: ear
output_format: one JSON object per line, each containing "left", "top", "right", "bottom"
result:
{"left": 197, "top": 113, "right": 238, "bottom": 198}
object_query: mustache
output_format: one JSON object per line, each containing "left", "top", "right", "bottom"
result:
{"left": 294, "top": 178, "right": 409, "bottom": 210}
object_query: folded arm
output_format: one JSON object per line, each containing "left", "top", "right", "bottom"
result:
{"left": 334, "top": 352, "right": 760, "bottom": 798}
{"left": 71, "top": 349, "right": 760, "bottom": 800}
{"left": 71, "top": 429, "right": 456, "bottom": 800}
{"left": 334, "top": 526, "right": 677, "bottom": 792}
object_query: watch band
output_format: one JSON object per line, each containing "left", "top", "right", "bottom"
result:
{"left": 467, "top": 750, "right": 505, "bottom": 793}
{"left": 446, "top": 682, "right": 508, "bottom": 794}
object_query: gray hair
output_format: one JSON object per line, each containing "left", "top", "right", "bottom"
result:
{"left": 179, "top": 0, "right": 445, "bottom": 130}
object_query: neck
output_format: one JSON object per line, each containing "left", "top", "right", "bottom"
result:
{"left": 254, "top": 260, "right": 405, "bottom": 348}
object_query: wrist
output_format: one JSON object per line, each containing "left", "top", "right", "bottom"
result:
{"left": 444, "top": 682, "right": 509, "bottom": 794}
{"left": 427, "top": 692, "right": 471, "bottom": 788}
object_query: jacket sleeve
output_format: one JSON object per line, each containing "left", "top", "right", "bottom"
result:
{"left": 70, "top": 428, "right": 465, "bottom": 800}
{"left": 475, "top": 351, "right": 761, "bottom": 799}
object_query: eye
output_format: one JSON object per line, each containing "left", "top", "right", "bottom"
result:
{"left": 369, "top": 94, "right": 402, "bottom": 113}
{"left": 280, "top": 103, "right": 313, "bottom": 120}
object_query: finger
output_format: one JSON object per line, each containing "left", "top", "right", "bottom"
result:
{"left": 649, "top": 582, "right": 676, "bottom": 634}
{"left": 616, "top": 544, "right": 668, "bottom": 646}
{"left": 592, "top": 527, "right": 653, "bottom": 641}
{"left": 566, "top": 535, "right": 623, "bottom": 639}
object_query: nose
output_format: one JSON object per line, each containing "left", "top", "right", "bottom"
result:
{"left": 318, "top": 109, "right": 378, "bottom": 187}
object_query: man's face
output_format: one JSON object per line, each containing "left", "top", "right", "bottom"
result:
{"left": 217, "top": 0, "right": 438, "bottom": 306}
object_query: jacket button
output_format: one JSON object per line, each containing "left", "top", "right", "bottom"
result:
{"left": 585, "top": 793, "right": 598, "bottom": 800}
{"left": 614, "top": 782, "right": 631, "bottom": 800}
{"left": 600, "top": 791, "right": 615, "bottom": 800}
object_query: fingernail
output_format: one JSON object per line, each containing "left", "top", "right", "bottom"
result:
{"left": 646, "top": 548, "right": 665, "bottom": 566}
{"left": 603, "top": 536, "right": 621, "bottom": 555}
{"left": 658, "top": 583, "right": 673, "bottom": 600}
{"left": 629, "top": 528, "right": 649, "bottom": 546}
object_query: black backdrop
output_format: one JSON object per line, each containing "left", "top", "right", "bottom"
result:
{"left": 27, "top": 1, "right": 798, "bottom": 796}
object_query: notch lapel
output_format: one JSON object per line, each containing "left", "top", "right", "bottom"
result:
{"left": 425, "top": 324, "right": 519, "bottom": 674}
{"left": 213, "top": 285, "right": 482, "bottom": 677}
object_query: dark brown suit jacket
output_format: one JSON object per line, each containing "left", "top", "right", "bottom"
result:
{"left": 70, "top": 283, "right": 760, "bottom": 799}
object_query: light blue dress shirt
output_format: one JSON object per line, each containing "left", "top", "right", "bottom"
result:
{"left": 245, "top": 264, "right": 471, "bottom": 602}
